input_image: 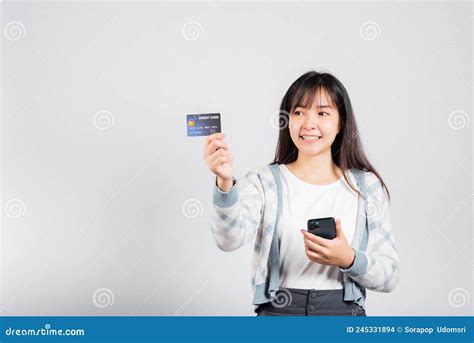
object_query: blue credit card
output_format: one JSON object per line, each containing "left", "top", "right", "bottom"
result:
{"left": 186, "top": 113, "right": 221, "bottom": 137}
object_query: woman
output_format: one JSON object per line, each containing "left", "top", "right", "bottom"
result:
{"left": 203, "top": 71, "right": 400, "bottom": 316}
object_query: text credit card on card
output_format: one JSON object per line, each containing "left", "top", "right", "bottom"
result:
{"left": 186, "top": 113, "right": 221, "bottom": 137}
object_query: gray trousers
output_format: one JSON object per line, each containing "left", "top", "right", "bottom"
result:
{"left": 255, "top": 288, "right": 367, "bottom": 316}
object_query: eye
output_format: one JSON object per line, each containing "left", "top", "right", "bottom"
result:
{"left": 292, "top": 110, "right": 304, "bottom": 116}
{"left": 319, "top": 112, "right": 330, "bottom": 116}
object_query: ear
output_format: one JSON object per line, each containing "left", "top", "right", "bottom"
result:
{"left": 335, "top": 117, "right": 341, "bottom": 134}
{"left": 337, "top": 122, "right": 343, "bottom": 134}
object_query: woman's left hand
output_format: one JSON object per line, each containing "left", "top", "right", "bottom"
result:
{"left": 300, "top": 218, "right": 355, "bottom": 269}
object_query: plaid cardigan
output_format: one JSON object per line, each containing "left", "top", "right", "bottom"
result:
{"left": 210, "top": 163, "right": 400, "bottom": 309}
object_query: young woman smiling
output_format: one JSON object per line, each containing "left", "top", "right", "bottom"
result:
{"left": 204, "top": 71, "right": 400, "bottom": 316}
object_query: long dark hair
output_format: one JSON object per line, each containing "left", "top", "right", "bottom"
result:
{"left": 270, "top": 70, "right": 390, "bottom": 201}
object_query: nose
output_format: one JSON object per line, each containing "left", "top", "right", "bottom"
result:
{"left": 303, "top": 110, "right": 319, "bottom": 130}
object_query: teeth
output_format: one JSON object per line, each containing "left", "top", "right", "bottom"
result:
{"left": 301, "top": 135, "right": 321, "bottom": 140}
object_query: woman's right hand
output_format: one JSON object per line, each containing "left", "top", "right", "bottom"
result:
{"left": 203, "top": 132, "right": 233, "bottom": 189}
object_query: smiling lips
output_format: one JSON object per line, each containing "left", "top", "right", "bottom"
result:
{"left": 300, "top": 135, "right": 321, "bottom": 142}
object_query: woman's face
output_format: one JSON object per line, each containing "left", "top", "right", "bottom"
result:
{"left": 288, "top": 88, "right": 340, "bottom": 157}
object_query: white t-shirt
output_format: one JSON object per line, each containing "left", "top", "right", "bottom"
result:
{"left": 278, "top": 164, "right": 359, "bottom": 290}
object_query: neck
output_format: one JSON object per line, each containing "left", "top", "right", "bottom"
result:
{"left": 289, "top": 149, "right": 341, "bottom": 183}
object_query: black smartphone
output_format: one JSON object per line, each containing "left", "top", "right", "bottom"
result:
{"left": 307, "top": 217, "right": 336, "bottom": 240}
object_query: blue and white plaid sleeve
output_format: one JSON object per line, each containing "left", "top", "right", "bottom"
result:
{"left": 340, "top": 172, "right": 400, "bottom": 292}
{"left": 210, "top": 169, "right": 264, "bottom": 252}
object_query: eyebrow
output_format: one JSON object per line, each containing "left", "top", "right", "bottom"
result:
{"left": 294, "top": 104, "right": 333, "bottom": 109}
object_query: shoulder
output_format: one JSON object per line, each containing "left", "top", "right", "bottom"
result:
{"left": 348, "top": 168, "right": 388, "bottom": 196}
{"left": 363, "top": 170, "right": 381, "bottom": 187}
{"left": 348, "top": 168, "right": 380, "bottom": 186}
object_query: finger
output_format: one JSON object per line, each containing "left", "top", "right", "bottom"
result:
{"left": 210, "top": 155, "right": 230, "bottom": 167}
{"left": 305, "top": 247, "right": 323, "bottom": 262}
{"left": 205, "top": 139, "right": 229, "bottom": 155}
{"left": 335, "top": 218, "right": 345, "bottom": 238}
{"left": 209, "top": 149, "right": 231, "bottom": 165}
{"left": 300, "top": 229, "right": 331, "bottom": 247}
{"left": 204, "top": 141, "right": 227, "bottom": 161}
{"left": 204, "top": 140, "right": 228, "bottom": 159}
{"left": 304, "top": 238, "right": 329, "bottom": 257}
{"left": 209, "top": 150, "right": 228, "bottom": 165}
{"left": 206, "top": 132, "right": 225, "bottom": 143}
